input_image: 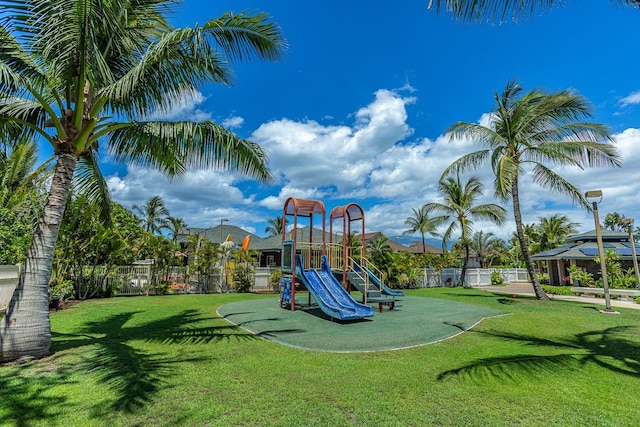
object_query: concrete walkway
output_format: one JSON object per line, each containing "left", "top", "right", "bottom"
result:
{"left": 479, "top": 282, "right": 640, "bottom": 311}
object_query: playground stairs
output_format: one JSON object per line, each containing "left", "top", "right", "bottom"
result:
{"left": 346, "top": 272, "right": 398, "bottom": 306}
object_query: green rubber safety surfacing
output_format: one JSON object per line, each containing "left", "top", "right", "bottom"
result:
{"left": 217, "top": 295, "right": 506, "bottom": 352}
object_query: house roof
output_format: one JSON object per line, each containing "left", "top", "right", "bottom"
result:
{"left": 531, "top": 229, "right": 636, "bottom": 261}
{"left": 176, "top": 225, "right": 261, "bottom": 250}
{"left": 176, "top": 224, "right": 443, "bottom": 254}
{"left": 567, "top": 229, "right": 631, "bottom": 242}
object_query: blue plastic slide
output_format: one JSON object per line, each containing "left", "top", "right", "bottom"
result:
{"left": 295, "top": 255, "right": 374, "bottom": 320}
{"left": 353, "top": 259, "right": 404, "bottom": 297}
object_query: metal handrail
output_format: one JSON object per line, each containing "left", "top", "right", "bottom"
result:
{"left": 360, "top": 257, "right": 386, "bottom": 288}
{"left": 346, "top": 256, "right": 370, "bottom": 303}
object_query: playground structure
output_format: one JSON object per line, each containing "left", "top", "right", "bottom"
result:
{"left": 279, "top": 197, "right": 402, "bottom": 320}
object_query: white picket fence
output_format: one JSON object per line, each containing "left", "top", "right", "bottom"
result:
{"left": 73, "top": 265, "right": 279, "bottom": 296}
{"left": 421, "top": 267, "right": 530, "bottom": 288}
{"left": 1, "top": 264, "right": 525, "bottom": 306}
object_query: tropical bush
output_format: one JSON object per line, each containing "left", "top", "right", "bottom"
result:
{"left": 233, "top": 264, "right": 254, "bottom": 293}
{"left": 594, "top": 249, "right": 637, "bottom": 289}
{"left": 0, "top": 208, "right": 32, "bottom": 264}
{"left": 568, "top": 265, "right": 595, "bottom": 287}
{"left": 490, "top": 271, "right": 504, "bottom": 286}
{"left": 269, "top": 269, "right": 282, "bottom": 291}
{"left": 536, "top": 273, "right": 550, "bottom": 285}
{"left": 542, "top": 285, "right": 575, "bottom": 296}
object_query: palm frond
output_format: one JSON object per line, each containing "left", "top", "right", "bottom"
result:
{"left": 105, "top": 121, "right": 271, "bottom": 182}
{"left": 427, "top": 0, "right": 640, "bottom": 24}
{"left": 74, "top": 153, "right": 113, "bottom": 225}
{"left": 530, "top": 163, "right": 590, "bottom": 209}
{"left": 441, "top": 149, "right": 491, "bottom": 180}
{"left": 97, "top": 26, "right": 232, "bottom": 116}
{"left": 202, "top": 10, "right": 286, "bottom": 63}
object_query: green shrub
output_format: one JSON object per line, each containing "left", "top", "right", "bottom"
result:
{"left": 153, "top": 281, "right": 170, "bottom": 295}
{"left": 233, "top": 264, "right": 254, "bottom": 293}
{"left": 537, "top": 273, "right": 549, "bottom": 285}
{"left": 542, "top": 285, "right": 575, "bottom": 296}
{"left": 490, "top": 271, "right": 504, "bottom": 286}
{"left": 269, "top": 269, "right": 282, "bottom": 291}
{"left": 568, "top": 265, "right": 595, "bottom": 287}
{"left": 49, "top": 279, "right": 75, "bottom": 301}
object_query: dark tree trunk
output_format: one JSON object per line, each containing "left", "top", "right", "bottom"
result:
{"left": 458, "top": 243, "right": 470, "bottom": 287}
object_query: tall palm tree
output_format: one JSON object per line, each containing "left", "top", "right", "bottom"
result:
{"left": 133, "top": 196, "right": 170, "bottom": 235}
{"left": 427, "top": 0, "right": 640, "bottom": 23}
{"left": 424, "top": 174, "right": 506, "bottom": 287}
{"left": 443, "top": 81, "right": 621, "bottom": 299}
{"left": 534, "top": 214, "right": 579, "bottom": 253}
{"left": 0, "top": 1, "right": 285, "bottom": 363}
{"left": 265, "top": 216, "right": 284, "bottom": 237}
{"left": 403, "top": 206, "right": 441, "bottom": 253}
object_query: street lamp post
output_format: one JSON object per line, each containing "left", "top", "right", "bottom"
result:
{"left": 622, "top": 217, "right": 640, "bottom": 290}
{"left": 585, "top": 190, "right": 616, "bottom": 313}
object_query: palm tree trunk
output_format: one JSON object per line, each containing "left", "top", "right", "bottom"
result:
{"left": 0, "top": 153, "right": 78, "bottom": 362}
{"left": 512, "top": 179, "right": 549, "bottom": 300}
{"left": 458, "top": 244, "right": 470, "bottom": 287}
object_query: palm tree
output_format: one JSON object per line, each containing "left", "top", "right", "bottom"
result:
{"left": 0, "top": 2, "right": 285, "bottom": 363}
{"left": 469, "top": 230, "right": 499, "bottom": 268}
{"left": 424, "top": 174, "right": 506, "bottom": 287}
{"left": 403, "top": 206, "right": 441, "bottom": 253}
{"left": 534, "top": 214, "right": 579, "bottom": 253}
{"left": 427, "top": 0, "right": 640, "bottom": 23}
{"left": 604, "top": 212, "right": 626, "bottom": 231}
{"left": 133, "top": 196, "right": 170, "bottom": 235}
{"left": 366, "top": 235, "right": 394, "bottom": 277}
{"left": 265, "top": 216, "right": 285, "bottom": 237}
{"left": 166, "top": 216, "right": 187, "bottom": 243}
{"left": 443, "top": 81, "right": 621, "bottom": 299}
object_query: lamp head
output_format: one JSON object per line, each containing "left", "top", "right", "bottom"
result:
{"left": 622, "top": 218, "right": 634, "bottom": 226}
{"left": 585, "top": 189, "right": 603, "bottom": 203}
{"left": 585, "top": 190, "right": 602, "bottom": 198}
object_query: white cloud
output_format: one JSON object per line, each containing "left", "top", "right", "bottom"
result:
{"left": 106, "top": 87, "right": 640, "bottom": 243}
{"left": 619, "top": 90, "right": 640, "bottom": 107}
{"left": 222, "top": 116, "right": 244, "bottom": 129}
{"left": 252, "top": 89, "right": 416, "bottom": 196}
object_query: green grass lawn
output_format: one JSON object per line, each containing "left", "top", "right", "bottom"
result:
{"left": 2, "top": 288, "right": 640, "bottom": 426}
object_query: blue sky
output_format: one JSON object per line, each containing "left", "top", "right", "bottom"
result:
{"left": 101, "top": 1, "right": 640, "bottom": 243}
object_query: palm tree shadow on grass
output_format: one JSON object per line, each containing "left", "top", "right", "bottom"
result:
{"left": 0, "top": 362, "right": 72, "bottom": 427}
{"left": 45, "top": 308, "right": 258, "bottom": 414}
{"left": 438, "top": 326, "right": 640, "bottom": 381}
